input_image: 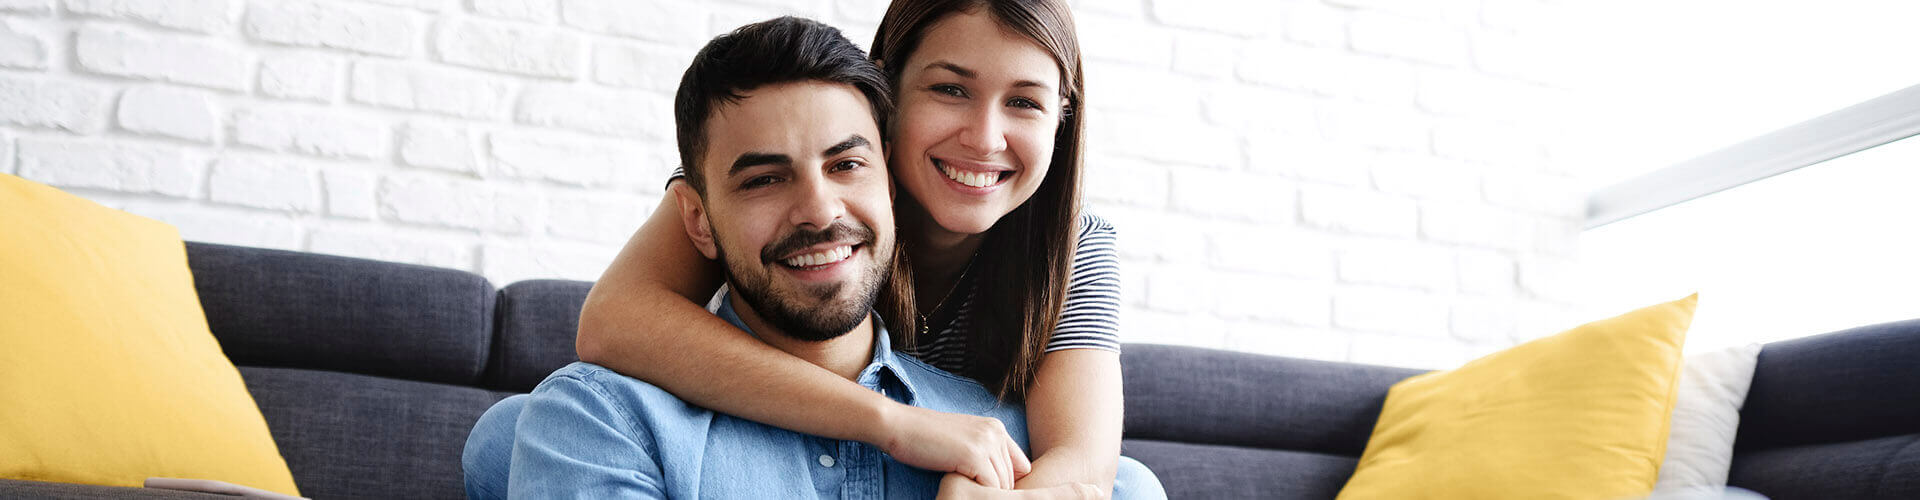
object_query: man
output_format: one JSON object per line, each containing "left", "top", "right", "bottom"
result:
{"left": 462, "top": 17, "right": 1097, "bottom": 499}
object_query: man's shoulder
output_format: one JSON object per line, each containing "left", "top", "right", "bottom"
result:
{"left": 531, "top": 362, "right": 712, "bottom": 421}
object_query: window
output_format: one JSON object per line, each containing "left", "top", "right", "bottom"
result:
{"left": 1578, "top": 134, "right": 1920, "bottom": 352}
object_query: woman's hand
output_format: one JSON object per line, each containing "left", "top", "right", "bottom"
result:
{"left": 880, "top": 404, "right": 1032, "bottom": 489}
{"left": 938, "top": 473, "right": 1098, "bottom": 500}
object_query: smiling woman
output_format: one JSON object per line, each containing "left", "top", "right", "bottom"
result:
{"left": 873, "top": 0, "right": 1087, "bottom": 407}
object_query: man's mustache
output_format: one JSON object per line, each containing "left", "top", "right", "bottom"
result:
{"left": 760, "top": 221, "right": 876, "bottom": 264}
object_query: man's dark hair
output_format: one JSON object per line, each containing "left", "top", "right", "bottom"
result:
{"left": 675, "top": 16, "right": 893, "bottom": 196}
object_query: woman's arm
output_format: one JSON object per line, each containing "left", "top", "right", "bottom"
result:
{"left": 1013, "top": 350, "right": 1123, "bottom": 495}
{"left": 576, "top": 183, "right": 1029, "bottom": 487}
{"left": 1012, "top": 215, "right": 1127, "bottom": 495}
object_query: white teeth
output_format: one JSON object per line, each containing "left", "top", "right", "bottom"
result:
{"left": 941, "top": 164, "right": 1000, "bottom": 188}
{"left": 781, "top": 245, "right": 853, "bottom": 268}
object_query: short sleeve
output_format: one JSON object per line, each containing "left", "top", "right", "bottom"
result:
{"left": 665, "top": 166, "right": 687, "bottom": 190}
{"left": 1044, "top": 213, "right": 1123, "bottom": 353}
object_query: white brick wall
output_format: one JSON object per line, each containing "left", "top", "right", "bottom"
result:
{"left": 3, "top": 0, "right": 1590, "bottom": 370}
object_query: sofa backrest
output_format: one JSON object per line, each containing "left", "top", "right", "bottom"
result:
{"left": 1726, "top": 318, "right": 1920, "bottom": 498}
{"left": 486, "top": 280, "right": 593, "bottom": 392}
{"left": 186, "top": 242, "right": 496, "bottom": 387}
{"left": 180, "top": 242, "right": 1920, "bottom": 500}
{"left": 186, "top": 242, "right": 508, "bottom": 499}
{"left": 1119, "top": 344, "right": 1424, "bottom": 499}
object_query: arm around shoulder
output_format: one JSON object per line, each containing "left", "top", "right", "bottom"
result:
{"left": 572, "top": 183, "right": 905, "bottom": 448}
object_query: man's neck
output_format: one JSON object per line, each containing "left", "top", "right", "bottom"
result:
{"left": 726, "top": 293, "right": 875, "bottom": 381}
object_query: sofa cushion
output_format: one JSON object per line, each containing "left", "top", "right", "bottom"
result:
{"left": 188, "top": 242, "right": 496, "bottom": 386}
{"left": 1122, "top": 439, "right": 1357, "bottom": 500}
{"left": 487, "top": 280, "right": 592, "bottom": 392}
{"left": 1338, "top": 295, "right": 1695, "bottom": 500}
{"left": 1729, "top": 433, "right": 1920, "bottom": 500}
{"left": 240, "top": 366, "right": 513, "bottom": 499}
{"left": 1121, "top": 344, "right": 1422, "bottom": 457}
{"left": 1736, "top": 318, "right": 1920, "bottom": 453}
{"left": 1, "top": 176, "right": 298, "bottom": 495}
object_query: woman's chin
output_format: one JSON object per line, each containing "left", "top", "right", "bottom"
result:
{"left": 930, "top": 212, "right": 1000, "bottom": 238}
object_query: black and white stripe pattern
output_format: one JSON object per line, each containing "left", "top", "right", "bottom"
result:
{"left": 904, "top": 213, "right": 1124, "bottom": 374}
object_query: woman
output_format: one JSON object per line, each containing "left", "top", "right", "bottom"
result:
{"left": 579, "top": 0, "right": 1154, "bottom": 496}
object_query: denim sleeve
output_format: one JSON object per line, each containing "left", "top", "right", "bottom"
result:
{"left": 509, "top": 374, "right": 666, "bottom": 499}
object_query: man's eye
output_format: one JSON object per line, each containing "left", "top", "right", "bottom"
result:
{"left": 830, "top": 160, "right": 864, "bottom": 172}
{"left": 741, "top": 175, "right": 779, "bottom": 189}
{"left": 931, "top": 84, "right": 967, "bottom": 98}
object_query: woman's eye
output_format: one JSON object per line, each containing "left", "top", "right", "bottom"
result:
{"left": 931, "top": 84, "right": 967, "bottom": 98}
{"left": 1009, "top": 97, "right": 1043, "bottom": 110}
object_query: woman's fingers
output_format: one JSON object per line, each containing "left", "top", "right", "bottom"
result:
{"left": 1008, "top": 437, "right": 1033, "bottom": 477}
{"left": 1006, "top": 446, "right": 1021, "bottom": 488}
{"left": 975, "top": 455, "right": 1005, "bottom": 489}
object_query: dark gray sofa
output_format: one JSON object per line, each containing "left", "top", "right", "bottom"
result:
{"left": 2, "top": 242, "right": 1915, "bottom": 499}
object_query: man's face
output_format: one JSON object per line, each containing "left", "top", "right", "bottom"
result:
{"left": 681, "top": 81, "right": 895, "bottom": 342}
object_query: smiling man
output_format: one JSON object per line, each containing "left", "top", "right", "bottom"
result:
{"left": 459, "top": 17, "right": 1064, "bottom": 499}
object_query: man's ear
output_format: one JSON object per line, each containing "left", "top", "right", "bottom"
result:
{"left": 673, "top": 182, "right": 720, "bottom": 260}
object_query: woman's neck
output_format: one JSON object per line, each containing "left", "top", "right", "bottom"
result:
{"left": 900, "top": 197, "right": 985, "bottom": 311}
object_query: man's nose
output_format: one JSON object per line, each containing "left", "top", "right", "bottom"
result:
{"left": 788, "top": 175, "right": 844, "bottom": 230}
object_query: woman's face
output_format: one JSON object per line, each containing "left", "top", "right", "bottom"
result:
{"left": 891, "top": 9, "right": 1067, "bottom": 237}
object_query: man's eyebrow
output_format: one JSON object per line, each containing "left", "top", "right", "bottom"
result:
{"left": 823, "top": 135, "right": 871, "bottom": 157}
{"left": 727, "top": 152, "right": 791, "bottom": 177}
{"left": 926, "top": 61, "right": 1054, "bottom": 93}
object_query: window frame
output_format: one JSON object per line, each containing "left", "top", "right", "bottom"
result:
{"left": 1585, "top": 83, "right": 1920, "bottom": 229}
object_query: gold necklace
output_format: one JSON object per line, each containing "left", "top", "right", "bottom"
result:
{"left": 918, "top": 255, "right": 976, "bottom": 338}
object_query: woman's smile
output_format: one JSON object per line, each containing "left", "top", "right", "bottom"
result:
{"left": 933, "top": 157, "right": 1016, "bottom": 192}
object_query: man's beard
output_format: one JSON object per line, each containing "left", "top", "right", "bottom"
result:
{"left": 717, "top": 220, "right": 892, "bottom": 342}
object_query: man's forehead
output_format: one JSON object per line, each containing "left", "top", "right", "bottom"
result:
{"left": 700, "top": 81, "right": 880, "bottom": 174}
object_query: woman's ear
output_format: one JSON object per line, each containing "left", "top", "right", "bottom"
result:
{"left": 672, "top": 182, "right": 720, "bottom": 260}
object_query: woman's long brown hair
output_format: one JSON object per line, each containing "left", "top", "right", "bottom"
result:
{"left": 870, "top": 0, "right": 1085, "bottom": 403}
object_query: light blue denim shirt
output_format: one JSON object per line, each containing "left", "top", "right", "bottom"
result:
{"left": 502, "top": 287, "right": 1028, "bottom": 498}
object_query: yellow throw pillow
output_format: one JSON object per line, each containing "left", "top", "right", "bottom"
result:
{"left": 0, "top": 174, "right": 299, "bottom": 495}
{"left": 1338, "top": 295, "right": 1697, "bottom": 500}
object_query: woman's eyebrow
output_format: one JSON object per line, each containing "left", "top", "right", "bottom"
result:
{"left": 925, "top": 60, "right": 1054, "bottom": 92}
{"left": 925, "top": 61, "right": 975, "bottom": 78}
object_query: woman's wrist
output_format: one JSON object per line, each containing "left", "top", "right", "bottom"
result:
{"left": 863, "top": 394, "right": 911, "bottom": 452}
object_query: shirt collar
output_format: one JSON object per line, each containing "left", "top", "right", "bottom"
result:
{"left": 709, "top": 285, "right": 920, "bottom": 405}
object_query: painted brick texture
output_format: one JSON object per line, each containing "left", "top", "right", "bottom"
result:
{"left": 1, "top": 0, "right": 1586, "bottom": 369}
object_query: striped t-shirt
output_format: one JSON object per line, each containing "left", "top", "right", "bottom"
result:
{"left": 902, "top": 213, "right": 1124, "bottom": 373}
{"left": 667, "top": 168, "right": 1124, "bottom": 375}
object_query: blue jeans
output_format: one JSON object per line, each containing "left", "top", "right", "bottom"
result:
{"left": 464, "top": 394, "right": 1166, "bottom": 499}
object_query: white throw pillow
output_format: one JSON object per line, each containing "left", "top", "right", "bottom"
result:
{"left": 1653, "top": 343, "right": 1764, "bottom": 494}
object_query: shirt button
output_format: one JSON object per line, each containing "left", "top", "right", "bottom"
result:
{"left": 818, "top": 455, "right": 836, "bottom": 468}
